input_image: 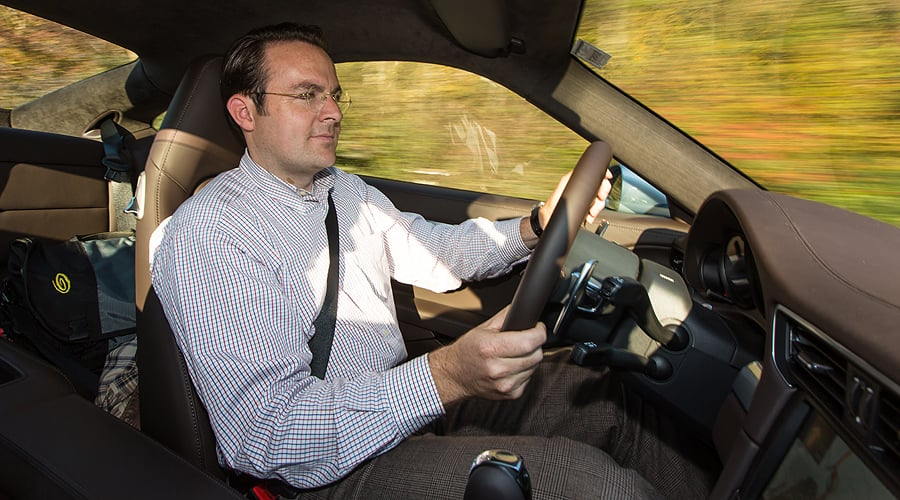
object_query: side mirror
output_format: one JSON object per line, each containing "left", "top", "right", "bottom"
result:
{"left": 605, "top": 163, "right": 670, "bottom": 217}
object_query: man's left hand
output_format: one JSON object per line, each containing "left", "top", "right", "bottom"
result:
{"left": 538, "top": 168, "right": 614, "bottom": 230}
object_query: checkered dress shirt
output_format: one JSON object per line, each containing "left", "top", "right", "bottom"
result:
{"left": 151, "top": 153, "right": 530, "bottom": 487}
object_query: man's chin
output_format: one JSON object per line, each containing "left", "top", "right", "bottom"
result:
{"left": 322, "top": 146, "right": 338, "bottom": 166}
{"left": 316, "top": 153, "right": 337, "bottom": 170}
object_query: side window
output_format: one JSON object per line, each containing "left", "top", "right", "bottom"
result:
{"left": 0, "top": 5, "right": 135, "bottom": 110}
{"left": 336, "top": 61, "right": 669, "bottom": 217}
{"left": 335, "top": 61, "right": 586, "bottom": 202}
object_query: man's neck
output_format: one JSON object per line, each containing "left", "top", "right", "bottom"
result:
{"left": 245, "top": 150, "right": 317, "bottom": 192}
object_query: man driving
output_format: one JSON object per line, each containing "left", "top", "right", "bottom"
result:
{"left": 152, "top": 22, "right": 714, "bottom": 499}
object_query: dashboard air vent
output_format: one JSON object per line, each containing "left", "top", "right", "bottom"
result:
{"left": 782, "top": 308, "right": 900, "bottom": 484}
{"left": 788, "top": 321, "right": 847, "bottom": 416}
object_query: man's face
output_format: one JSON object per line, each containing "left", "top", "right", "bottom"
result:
{"left": 242, "top": 40, "right": 343, "bottom": 189}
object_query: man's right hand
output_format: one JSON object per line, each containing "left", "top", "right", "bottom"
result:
{"left": 427, "top": 306, "right": 546, "bottom": 406}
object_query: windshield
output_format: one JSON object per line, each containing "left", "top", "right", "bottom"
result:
{"left": 576, "top": 0, "right": 899, "bottom": 226}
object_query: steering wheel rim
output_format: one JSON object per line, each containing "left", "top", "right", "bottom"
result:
{"left": 501, "top": 142, "right": 612, "bottom": 332}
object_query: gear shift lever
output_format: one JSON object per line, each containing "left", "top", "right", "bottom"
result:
{"left": 464, "top": 450, "right": 532, "bottom": 500}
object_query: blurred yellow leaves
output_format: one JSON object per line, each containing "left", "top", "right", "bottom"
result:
{"left": 0, "top": 5, "right": 135, "bottom": 108}
{"left": 578, "top": 0, "right": 900, "bottom": 225}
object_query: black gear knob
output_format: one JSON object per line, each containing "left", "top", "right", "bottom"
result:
{"left": 463, "top": 450, "right": 532, "bottom": 500}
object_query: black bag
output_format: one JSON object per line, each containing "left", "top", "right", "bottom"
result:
{"left": 0, "top": 232, "right": 136, "bottom": 398}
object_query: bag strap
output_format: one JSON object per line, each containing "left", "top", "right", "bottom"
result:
{"left": 308, "top": 191, "right": 339, "bottom": 380}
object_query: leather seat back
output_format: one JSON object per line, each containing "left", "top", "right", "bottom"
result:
{"left": 139, "top": 287, "right": 225, "bottom": 478}
{"left": 136, "top": 55, "right": 243, "bottom": 479}
{"left": 135, "top": 55, "right": 243, "bottom": 305}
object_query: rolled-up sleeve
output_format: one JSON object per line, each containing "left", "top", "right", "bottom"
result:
{"left": 362, "top": 183, "right": 531, "bottom": 292}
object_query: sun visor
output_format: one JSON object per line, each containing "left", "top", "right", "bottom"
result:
{"left": 429, "top": 0, "right": 518, "bottom": 57}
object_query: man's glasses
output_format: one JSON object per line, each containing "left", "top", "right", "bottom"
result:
{"left": 258, "top": 88, "right": 351, "bottom": 114}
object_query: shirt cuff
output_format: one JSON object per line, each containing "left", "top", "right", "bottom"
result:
{"left": 383, "top": 354, "right": 445, "bottom": 436}
{"left": 496, "top": 217, "right": 532, "bottom": 261}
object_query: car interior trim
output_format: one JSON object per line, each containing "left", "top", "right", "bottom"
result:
{"left": 773, "top": 304, "right": 900, "bottom": 398}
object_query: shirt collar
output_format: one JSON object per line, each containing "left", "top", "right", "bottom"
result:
{"left": 239, "top": 151, "right": 335, "bottom": 208}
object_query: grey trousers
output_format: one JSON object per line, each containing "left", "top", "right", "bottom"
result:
{"left": 301, "top": 350, "right": 720, "bottom": 499}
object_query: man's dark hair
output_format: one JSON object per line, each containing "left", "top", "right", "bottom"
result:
{"left": 221, "top": 23, "right": 329, "bottom": 114}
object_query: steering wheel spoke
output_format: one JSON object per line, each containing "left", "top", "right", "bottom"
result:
{"left": 552, "top": 260, "right": 599, "bottom": 337}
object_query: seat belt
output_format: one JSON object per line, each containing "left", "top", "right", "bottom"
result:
{"left": 308, "top": 190, "right": 339, "bottom": 379}
{"left": 99, "top": 118, "right": 137, "bottom": 232}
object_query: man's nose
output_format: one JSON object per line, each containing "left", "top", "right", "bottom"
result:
{"left": 318, "top": 95, "right": 342, "bottom": 120}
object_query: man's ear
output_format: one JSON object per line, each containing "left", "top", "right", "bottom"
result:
{"left": 226, "top": 94, "right": 256, "bottom": 132}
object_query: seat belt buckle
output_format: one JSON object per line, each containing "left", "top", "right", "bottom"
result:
{"left": 247, "top": 479, "right": 301, "bottom": 500}
{"left": 248, "top": 484, "right": 277, "bottom": 500}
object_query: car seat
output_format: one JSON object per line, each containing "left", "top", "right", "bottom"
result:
{"left": 135, "top": 55, "right": 243, "bottom": 479}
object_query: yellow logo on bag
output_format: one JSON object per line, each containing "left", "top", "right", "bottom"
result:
{"left": 52, "top": 273, "right": 71, "bottom": 294}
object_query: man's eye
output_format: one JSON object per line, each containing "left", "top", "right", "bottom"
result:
{"left": 299, "top": 90, "right": 320, "bottom": 101}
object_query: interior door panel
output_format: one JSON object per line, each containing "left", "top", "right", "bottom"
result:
{"left": 0, "top": 128, "right": 110, "bottom": 269}
{"left": 0, "top": 341, "right": 244, "bottom": 498}
{"left": 362, "top": 176, "right": 529, "bottom": 353}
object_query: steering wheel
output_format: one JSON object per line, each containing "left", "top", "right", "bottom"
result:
{"left": 501, "top": 142, "right": 612, "bottom": 332}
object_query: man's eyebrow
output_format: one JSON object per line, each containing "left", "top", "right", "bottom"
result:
{"left": 288, "top": 82, "right": 342, "bottom": 93}
{"left": 288, "top": 82, "right": 322, "bottom": 92}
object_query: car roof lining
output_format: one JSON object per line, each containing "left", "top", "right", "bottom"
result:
{"left": 428, "top": 0, "right": 513, "bottom": 57}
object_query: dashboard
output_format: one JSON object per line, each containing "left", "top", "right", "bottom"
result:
{"left": 557, "top": 187, "right": 900, "bottom": 497}
{"left": 684, "top": 189, "right": 900, "bottom": 380}
{"left": 683, "top": 189, "right": 900, "bottom": 496}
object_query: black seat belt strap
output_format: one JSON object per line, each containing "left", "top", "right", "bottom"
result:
{"left": 99, "top": 118, "right": 137, "bottom": 232}
{"left": 309, "top": 190, "right": 339, "bottom": 380}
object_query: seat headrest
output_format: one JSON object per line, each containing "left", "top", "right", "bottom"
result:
{"left": 157, "top": 56, "right": 243, "bottom": 154}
